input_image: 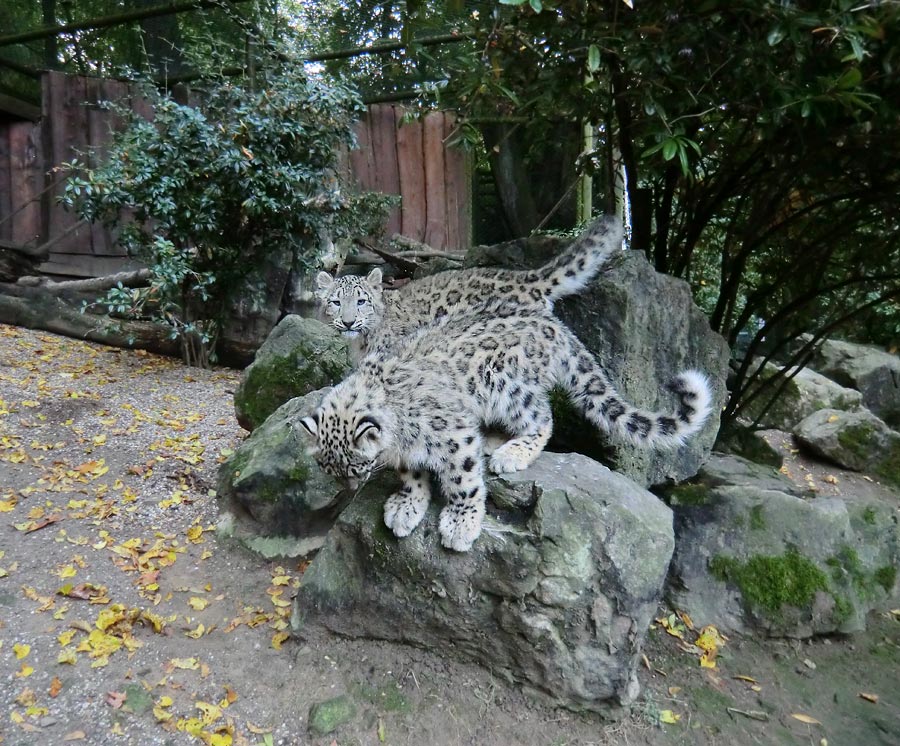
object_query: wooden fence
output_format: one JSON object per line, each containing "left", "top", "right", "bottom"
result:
{"left": 0, "top": 72, "right": 472, "bottom": 279}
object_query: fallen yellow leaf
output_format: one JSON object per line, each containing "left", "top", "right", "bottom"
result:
{"left": 14, "top": 643, "right": 31, "bottom": 659}
{"left": 659, "top": 709, "right": 681, "bottom": 724}
{"left": 859, "top": 693, "right": 879, "bottom": 703}
{"left": 189, "top": 597, "right": 209, "bottom": 611}
{"left": 791, "top": 713, "right": 822, "bottom": 725}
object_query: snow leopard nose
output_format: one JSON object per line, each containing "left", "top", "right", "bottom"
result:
{"left": 341, "top": 319, "right": 354, "bottom": 330}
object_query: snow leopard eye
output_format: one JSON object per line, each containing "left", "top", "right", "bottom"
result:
{"left": 330, "top": 300, "right": 340, "bottom": 306}
{"left": 356, "top": 298, "right": 367, "bottom": 307}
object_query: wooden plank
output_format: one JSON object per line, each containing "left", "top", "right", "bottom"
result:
{"left": 443, "top": 112, "right": 472, "bottom": 250}
{"left": 85, "top": 77, "right": 114, "bottom": 255}
{"left": 370, "top": 104, "right": 401, "bottom": 236}
{"left": 44, "top": 72, "right": 92, "bottom": 255}
{"left": 422, "top": 111, "right": 446, "bottom": 249}
{"left": 0, "top": 127, "right": 11, "bottom": 241}
{"left": 348, "top": 111, "right": 373, "bottom": 190}
{"left": 8, "top": 121, "right": 43, "bottom": 247}
{"left": 395, "top": 106, "right": 426, "bottom": 242}
{"left": 442, "top": 112, "right": 459, "bottom": 250}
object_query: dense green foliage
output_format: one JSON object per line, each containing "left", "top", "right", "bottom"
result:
{"left": 417, "top": 0, "right": 900, "bottom": 424}
{"left": 63, "top": 49, "right": 391, "bottom": 365}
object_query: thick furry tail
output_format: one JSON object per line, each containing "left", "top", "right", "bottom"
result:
{"left": 538, "top": 215, "right": 623, "bottom": 302}
{"left": 571, "top": 367, "right": 713, "bottom": 449}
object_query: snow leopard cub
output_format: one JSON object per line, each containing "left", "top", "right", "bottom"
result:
{"left": 299, "top": 312, "right": 712, "bottom": 552}
{"left": 315, "top": 215, "right": 623, "bottom": 359}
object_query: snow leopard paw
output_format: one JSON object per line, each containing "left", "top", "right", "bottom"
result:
{"left": 489, "top": 441, "right": 537, "bottom": 474}
{"left": 383, "top": 490, "right": 429, "bottom": 538}
{"left": 438, "top": 503, "right": 485, "bottom": 552}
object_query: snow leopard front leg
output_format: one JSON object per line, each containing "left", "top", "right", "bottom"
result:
{"left": 383, "top": 467, "right": 432, "bottom": 538}
{"left": 435, "top": 432, "right": 488, "bottom": 552}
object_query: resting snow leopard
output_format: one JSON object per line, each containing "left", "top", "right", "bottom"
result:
{"left": 300, "top": 312, "right": 712, "bottom": 552}
{"left": 315, "top": 215, "right": 623, "bottom": 358}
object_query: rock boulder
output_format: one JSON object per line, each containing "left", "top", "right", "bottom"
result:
{"left": 794, "top": 408, "right": 900, "bottom": 487}
{"left": 217, "top": 388, "right": 354, "bottom": 557}
{"left": 740, "top": 361, "right": 862, "bottom": 431}
{"left": 808, "top": 338, "right": 900, "bottom": 427}
{"left": 293, "top": 452, "right": 674, "bottom": 717}
{"left": 665, "top": 454, "right": 899, "bottom": 637}
{"left": 233, "top": 315, "right": 351, "bottom": 431}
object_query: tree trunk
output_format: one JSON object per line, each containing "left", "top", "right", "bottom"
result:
{"left": 480, "top": 123, "right": 541, "bottom": 238}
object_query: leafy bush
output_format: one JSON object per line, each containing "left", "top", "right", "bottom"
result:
{"left": 64, "top": 50, "right": 392, "bottom": 366}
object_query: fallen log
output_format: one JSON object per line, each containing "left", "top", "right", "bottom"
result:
{"left": 17, "top": 268, "right": 152, "bottom": 294}
{"left": 0, "top": 290, "right": 256, "bottom": 367}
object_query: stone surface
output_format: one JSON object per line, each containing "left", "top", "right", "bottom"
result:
{"left": 233, "top": 315, "right": 351, "bottom": 431}
{"left": 808, "top": 338, "right": 900, "bottom": 427}
{"left": 665, "top": 454, "right": 900, "bottom": 638}
{"left": 292, "top": 453, "right": 674, "bottom": 716}
{"left": 713, "top": 425, "right": 783, "bottom": 469}
{"left": 466, "top": 240, "right": 730, "bottom": 488}
{"left": 794, "top": 408, "right": 900, "bottom": 487}
{"left": 217, "top": 388, "right": 353, "bottom": 555}
{"left": 740, "top": 360, "right": 863, "bottom": 431}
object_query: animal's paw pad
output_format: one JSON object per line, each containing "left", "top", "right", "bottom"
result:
{"left": 383, "top": 491, "right": 428, "bottom": 538}
{"left": 438, "top": 505, "right": 484, "bottom": 552}
{"left": 489, "top": 442, "right": 535, "bottom": 474}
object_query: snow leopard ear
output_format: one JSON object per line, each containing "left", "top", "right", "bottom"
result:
{"left": 353, "top": 415, "right": 381, "bottom": 443}
{"left": 364, "top": 268, "right": 383, "bottom": 289}
{"left": 315, "top": 272, "right": 335, "bottom": 298}
{"left": 299, "top": 413, "right": 319, "bottom": 438}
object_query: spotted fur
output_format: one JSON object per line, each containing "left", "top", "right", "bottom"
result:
{"left": 300, "top": 313, "right": 712, "bottom": 552}
{"left": 315, "top": 215, "right": 623, "bottom": 359}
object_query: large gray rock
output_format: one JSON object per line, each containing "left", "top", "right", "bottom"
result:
{"left": 740, "top": 360, "right": 862, "bottom": 431}
{"left": 217, "top": 388, "right": 354, "bottom": 557}
{"left": 557, "top": 253, "right": 728, "bottom": 487}
{"left": 809, "top": 338, "right": 900, "bottom": 427}
{"left": 293, "top": 453, "right": 674, "bottom": 717}
{"left": 233, "top": 315, "right": 351, "bottom": 431}
{"left": 467, "top": 241, "right": 729, "bottom": 488}
{"left": 794, "top": 408, "right": 900, "bottom": 487}
{"left": 665, "top": 454, "right": 899, "bottom": 638}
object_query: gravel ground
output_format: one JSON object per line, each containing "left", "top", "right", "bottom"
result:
{"left": 2, "top": 323, "right": 898, "bottom": 746}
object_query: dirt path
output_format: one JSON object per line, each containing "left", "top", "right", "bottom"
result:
{"left": 1, "top": 324, "right": 898, "bottom": 746}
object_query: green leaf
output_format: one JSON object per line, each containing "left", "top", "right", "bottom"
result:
{"left": 498, "top": 0, "right": 528, "bottom": 4}
{"left": 529, "top": 0, "right": 543, "bottom": 11}
{"left": 662, "top": 139, "right": 678, "bottom": 161}
{"left": 587, "top": 44, "right": 601, "bottom": 73}
{"left": 835, "top": 67, "right": 862, "bottom": 90}
{"left": 767, "top": 27, "right": 786, "bottom": 46}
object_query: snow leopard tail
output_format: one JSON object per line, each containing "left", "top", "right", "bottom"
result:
{"left": 566, "top": 355, "right": 713, "bottom": 448}
{"left": 537, "top": 214, "right": 623, "bottom": 302}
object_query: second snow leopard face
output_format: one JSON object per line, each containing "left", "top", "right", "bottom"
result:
{"left": 300, "top": 313, "right": 713, "bottom": 552}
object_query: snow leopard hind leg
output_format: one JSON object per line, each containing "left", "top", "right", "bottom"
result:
{"left": 487, "top": 393, "right": 554, "bottom": 474}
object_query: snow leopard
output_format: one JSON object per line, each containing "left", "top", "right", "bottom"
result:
{"left": 299, "top": 312, "right": 712, "bottom": 552}
{"left": 315, "top": 215, "right": 623, "bottom": 359}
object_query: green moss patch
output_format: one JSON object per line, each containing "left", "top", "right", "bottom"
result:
{"left": 666, "top": 483, "right": 712, "bottom": 507}
{"left": 874, "top": 565, "right": 897, "bottom": 593}
{"left": 710, "top": 549, "right": 829, "bottom": 614}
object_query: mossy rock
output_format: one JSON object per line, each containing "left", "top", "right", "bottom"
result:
{"left": 668, "top": 474, "right": 900, "bottom": 637}
{"left": 308, "top": 694, "right": 357, "bottom": 735}
{"left": 234, "top": 315, "right": 351, "bottom": 431}
{"left": 217, "top": 388, "right": 352, "bottom": 550}
{"left": 795, "top": 408, "right": 900, "bottom": 487}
